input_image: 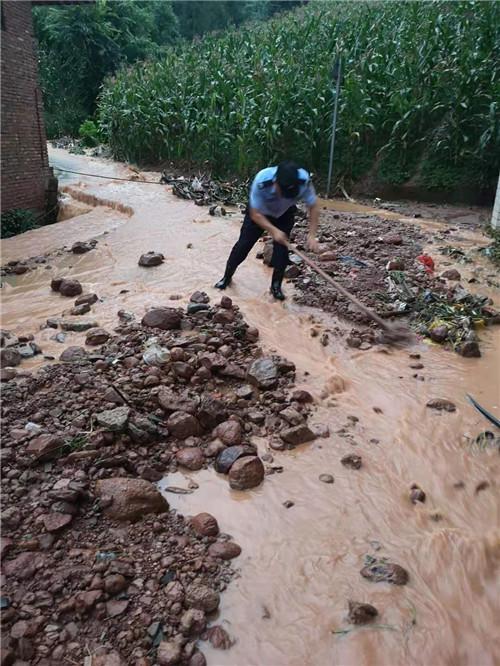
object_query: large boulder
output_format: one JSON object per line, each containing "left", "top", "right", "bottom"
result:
{"left": 214, "top": 445, "right": 255, "bottom": 474}
{"left": 59, "top": 279, "right": 83, "bottom": 297}
{"left": 190, "top": 513, "right": 219, "bottom": 537}
{"left": 228, "top": 456, "right": 264, "bottom": 490}
{"left": 95, "top": 477, "right": 168, "bottom": 522}
{"left": 142, "top": 308, "right": 182, "bottom": 330}
{"left": 185, "top": 584, "right": 220, "bottom": 613}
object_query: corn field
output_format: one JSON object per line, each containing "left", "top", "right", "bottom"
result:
{"left": 98, "top": 0, "right": 500, "bottom": 190}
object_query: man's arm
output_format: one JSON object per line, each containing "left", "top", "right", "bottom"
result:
{"left": 249, "top": 208, "right": 288, "bottom": 246}
{"left": 306, "top": 201, "right": 320, "bottom": 252}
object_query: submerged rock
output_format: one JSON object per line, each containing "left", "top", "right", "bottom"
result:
{"left": 341, "top": 454, "right": 362, "bottom": 469}
{"left": 138, "top": 251, "right": 164, "bottom": 267}
{"left": 228, "top": 456, "right": 264, "bottom": 490}
{"left": 59, "top": 279, "right": 83, "bottom": 297}
{"left": 426, "top": 398, "right": 456, "bottom": 412}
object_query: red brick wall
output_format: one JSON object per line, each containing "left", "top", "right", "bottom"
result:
{"left": 1, "top": 1, "right": 51, "bottom": 214}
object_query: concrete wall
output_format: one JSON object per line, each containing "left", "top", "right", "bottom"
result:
{"left": 1, "top": 0, "right": 51, "bottom": 214}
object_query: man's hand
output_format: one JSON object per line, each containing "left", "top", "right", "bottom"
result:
{"left": 271, "top": 228, "right": 289, "bottom": 247}
{"left": 306, "top": 234, "right": 320, "bottom": 253}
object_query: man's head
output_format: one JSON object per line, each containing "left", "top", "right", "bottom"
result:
{"left": 276, "top": 160, "right": 301, "bottom": 199}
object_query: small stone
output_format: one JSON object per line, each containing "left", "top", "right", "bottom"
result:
{"left": 360, "top": 561, "right": 409, "bottom": 585}
{"left": 59, "top": 279, "right": 83, "bottom": 297}
{"left": 220, "top": 296, "right": 232, "bottom": 309}
{"left": 208, "top": 541, "right": 241, "bottom": 560}
{"left": 27, "top": 434, "right": 63, "bottom": 461}
{"left": 429, "top": 325, "right": 448, "bottom": 343}
{"left": 319, "top": 250, "right": 336, "bottom": 262}
{"left": 382, "top": 233, "right": 402, "bottom": 245}
{"left": 410, "top": 484, "right": 426, "bottom": 504}
{"left": 216, "top": 420, "right": 242, "bottom": 446}
{"left": 341, "top": 454, "right": 362, "bottom": 469}
{"left": 190, "top": 513, "right": 219, "bottom": 537}
{"left": 138, "top": 251, "right": 164, "bottom": 267}
{"left": 187, "top": 303, "right": 210, "bottom": 314}
{"left": 0, "top": 367, "right": 16, "bottom": 381}
{"left": 70, "top": 303, "right": 91, "bottom": 316}
{"left": 50, "top": 276, "right": 64, "bottom": 291}
{"left": 426, "top": 398, "right": 456, "bottom": 412}
{"left": 180, "top": 608, "right": 206, "bottom": 636}
{"left": 167, "top": 411, "right": 200, "bottom": 438}
{"left": 60, "top": 346, "right": 87, "bottom": 362}
{"left": 106, "top": 599, "right": 129, "bottom": 617}
{"left": 228, "top": 456, "right": 265, "bottom": 490}
{"left": 319, "top": 474, "right": 334, "bottom": 484}
{"left": 283, "top": 500, "right": 294, "bottom": 509}
{"left": 60, "top": 319, "right": 98, "bottom": 332}
{"left": 386, "top": 258, "right": 405, "bottom": 271}
{"left": 348, "top": 601, "right": 379, "bottom": 625}
{"left": 104, "top": 574, "right": 128, "bottom": 596}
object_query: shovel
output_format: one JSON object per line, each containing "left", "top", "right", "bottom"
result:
{"left": 289, "top": 245, "right": 414, "bottom": 345}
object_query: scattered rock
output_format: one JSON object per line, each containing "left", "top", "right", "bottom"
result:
{"left": 50, "top": 276, "right": 64, "bottom": 291}
{"left": 1, "top": 367, "right": 17, "bottom": 381}
{"left": 386, "top": 258, "right": 405, "bottom": 271}
{"left": 26, "top": 434, "right": 63, "bottom": 461}
{"left": 208, "top": 541, "right": 241, "bottom": 560}
{"left": 86, "top": 328, "right": 110, "bottom": 346}
{"left": 70, "top": 302, "right": 91, "bottom": 316}
{"left": 429, "top": 325, "right": 448, "bottom": 343}
{"left": 206, "top": 625, "right": 233, "bottom": 649}
{"left": 216, "top": 420, "right": 242, "bottom": 446}
{"left": 228, "top": 456, "right": 265, "bottom": 490}
{"left": 214, "top": 445, "right": 255, "bottom": 474}
{"left": 176, "top": 448, "right": 205, "bottom": 470}
{"left": 441, "top": 268, "right": 461, "bottom": 280}
{"left": 0, "top": 348, "right": 21, "bottom": 367}
{"left": 220, "top": 295, "right": 232, "bottom": 309}
{"left": 72, "top": 240, "right": 96, "bottom": 254}
{"left": 319, "top": 250, "right": 337, "bottom": 262}
{"left": 190, "top": 513, "right": 219, "bottom": 537}
{"left": 280, "top": 424, "right": 316, "bottom": 446}
{"left": 190, "top": 291, "right": 210, "bottom": 304}
{"left": 382, "top": 233, "right": 402, "bottom": 245}
{"left": 348, "top": 601, "right": 379, "bottom": 625}
{"left": 59, "top": 279, "right": 83, "bottom": 297}
{"left": 157, "top": 640, "right": 182, "bottom": 665}
{"left": 292, "top": 389, "right": 313, "bottom": 403}
{"left": 341, "top": 454, "right": 362, "bottom": 470}
{"left": 283, "top": 500, "right": 294, "bottom": 509}
{"left": 247, "top": 357, "right": 278, "bottom": 388}
{"left": 426, "top": 398, "right": 456, "bottom": 412}
{"left": 75, "top": 292, "right": 98, "bottom": 306}
{"left": 319, "top": 474, "right": 334, "bottom": 484}
{"left": 96, "top": 406, "right": 130, "bottom": 432}
{"left": 60, "top": 319, "right": 97, "bottom": 332}
{"left": 410, "top": 484, "right": 426, "bottom": 504}
{"left": 142, "top": 308, "right": 182, "bottom": 330}
{"left": 138, "top": 251, "right": 164, "bottom": 267}
{"left": 456, "top": 340, "right": 481, "bottom": 357}
{"left": 186, "top": 584, "right": 220, "bottom": 613}
{"left": 187, "top": 303, "right": 210, "bottom": 314}
{"left": 168, "top": 411, "right": 201, "bottom": 438}
{"left": 42, "top": 512, "right": 73, "bottom": 532}
{"left": 60, "top": 346, "right": 87, "bottom": 362}
{"left": 96, "top": 477, "right": 169, "bottom": 522}
{"left": 360, "top": 561, "right": 409, "bottom": 585}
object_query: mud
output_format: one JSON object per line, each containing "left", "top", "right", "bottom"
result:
{"left": 1, "top": 147, "right": 499, "bottom": 666}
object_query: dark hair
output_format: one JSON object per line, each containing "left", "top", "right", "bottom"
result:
{"left": 276, "top": 160, "right": 301, "bottom": 199}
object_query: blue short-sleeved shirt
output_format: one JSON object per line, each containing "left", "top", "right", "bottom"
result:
{"left": 249, "top": 166, "right": 317, "bottom": 218}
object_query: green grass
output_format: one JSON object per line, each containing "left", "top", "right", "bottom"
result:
{"left": 98, "top": 1, "right": 500, "bottom": 190}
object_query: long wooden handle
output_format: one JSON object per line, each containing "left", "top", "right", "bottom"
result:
{"left": 289, "top": 245, "right": 390, "bottom": 331}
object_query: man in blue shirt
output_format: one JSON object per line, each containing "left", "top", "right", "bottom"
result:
{"left": 214, "top": 160, "right": 320, "bottom": 300}
{"left": 215, "top": 161, "right": 319, "bottom": 301}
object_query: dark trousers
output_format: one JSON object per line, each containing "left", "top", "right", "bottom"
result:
{"left": 225, "top": 206, "right": 296, "bottom": 276}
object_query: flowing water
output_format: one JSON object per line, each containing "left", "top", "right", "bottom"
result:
{"left": 2, "top": 148, "right": 499, "bottom": 666}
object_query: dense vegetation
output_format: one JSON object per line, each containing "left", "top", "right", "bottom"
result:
{"left": 34, "top": 0, "right": 301, "bottom": 137}
{"left": 1, "top": 209, "right": 39, "bottom": 239}
{"left": 98, "top": 0, "right": 500, "bottom": 191}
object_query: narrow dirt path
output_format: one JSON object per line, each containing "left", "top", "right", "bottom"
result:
{"left": 2, "top": 148, "right": 499, "bottom": 666}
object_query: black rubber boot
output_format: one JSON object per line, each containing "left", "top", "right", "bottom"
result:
{"left": 214, "top": 268, "right": 234, "bottom": 290}
{"left": 270, "top": 269, "right": 285, "bottom": 301}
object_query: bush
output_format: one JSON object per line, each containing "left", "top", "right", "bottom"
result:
{"left": 79, "top": 119, "right": 101, "bottom": 147}
{"left": 1, "top": 210, "right": 38, "bottom": 239}
{"left": 98, "top": 0, "right": 500, "bottom": 190}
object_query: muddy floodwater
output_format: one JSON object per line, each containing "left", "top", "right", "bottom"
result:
{"left": 2, "top": 148, "right": 499, "bottom": 666}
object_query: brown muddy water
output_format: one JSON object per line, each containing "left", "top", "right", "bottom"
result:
{"left": 2, "top": 148, "right": 500, "bottom": 666}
